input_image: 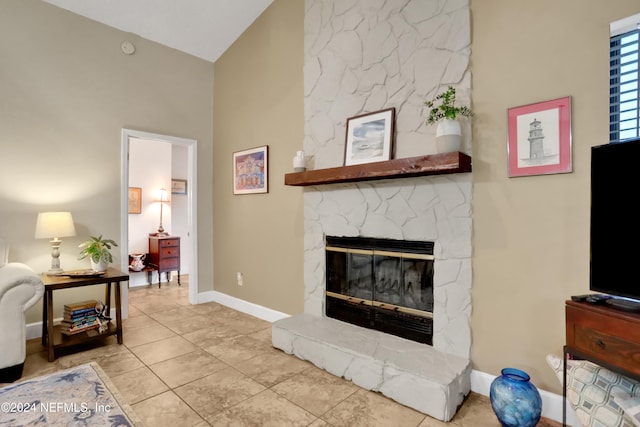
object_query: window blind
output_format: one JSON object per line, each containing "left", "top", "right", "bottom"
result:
{"left": 610, "top": 27, "right": 639, "bottom": 143}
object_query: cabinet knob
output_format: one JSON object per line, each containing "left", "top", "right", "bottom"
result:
{"left": 595, "top": 339, "right": 606, "bottom": 349}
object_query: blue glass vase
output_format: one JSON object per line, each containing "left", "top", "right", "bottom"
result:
{"left": 489, "top": 368, "right": 542, "bottom": 427}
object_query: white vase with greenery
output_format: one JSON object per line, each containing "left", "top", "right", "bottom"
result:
{"left": 425, "top": 86, "right": 472, "bottom": 153}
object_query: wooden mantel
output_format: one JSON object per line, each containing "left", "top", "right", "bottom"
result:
{"left": 284, "top": 152, "right": 471, "bottom": 187}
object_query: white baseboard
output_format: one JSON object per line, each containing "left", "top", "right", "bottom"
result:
{"left": 197, "top": 290, "right": 290, "bottom": 323}
{"left": 26, "top": 322, "right": 42, "bottom": 341}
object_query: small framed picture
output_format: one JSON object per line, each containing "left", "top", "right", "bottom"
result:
{"left": 344, "top": 108, "right": 395, "bottom": 166}
{"left": 171, "top": 179, "right": 187, "bottom": 195}
{"left": 507, "top": 96, "right": 572, "bottom": 177}
{"left": 128, "top": 187, "right": 141, "bottom": 214}
{"left": 233, "top": 145, "right": 268, "bottom": 195}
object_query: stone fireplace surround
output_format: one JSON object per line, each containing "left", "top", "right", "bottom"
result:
{"left": 272, "top": 0, "right": 473, "bottom": 421}
{"left": 272, "top": 169, "right": 473, "bottom": 422}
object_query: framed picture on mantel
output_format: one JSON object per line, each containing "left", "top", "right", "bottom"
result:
{"left": 344, "top": 108, "right": 395, "bottom": 166}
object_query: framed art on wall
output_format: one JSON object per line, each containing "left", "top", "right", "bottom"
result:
{"left": 171, "top": 179, "right": 187, "bottom": 195}
{"left": 507, "top": 96, "right": 572, "bottom": 177}
{"left": 344, "top": 108, "right": 395, "bottom": 166}
{"left": 233, "top": 145, "right": 268, "bottom": 195}
{"left": 128, "top": 187, "right": 141, "bottom": 214}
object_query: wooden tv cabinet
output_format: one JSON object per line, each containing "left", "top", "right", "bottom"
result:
{"left": 564, "top": 300, "right": 640, "bottom": 424}
{"left": 565, "top": 300, "right": 640, "bottom": 378}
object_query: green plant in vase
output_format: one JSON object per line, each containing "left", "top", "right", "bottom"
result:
{"left": 424, "top": 86, "right": 473, "bottom": 154}
{"left": 78, "top": 235, "right": 118, "bottom": 272}
{"left": 424, "top": 86, "right": 473, "bottom": 125}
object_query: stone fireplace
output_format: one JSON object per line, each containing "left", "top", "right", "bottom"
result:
{"left": 299, "top": 174, "right": 472, "bottom": 358}
{"left": 272, "top": 0, "right": 473, "bottom": 421}
{"left": 272, "top": 173, "right": 473, "bottom": 421}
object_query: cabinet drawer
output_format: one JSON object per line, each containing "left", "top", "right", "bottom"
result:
{"left": 160, "top": 238, "right": 180, "bottom": 248}
{"left": 566, "top": 302, "right": 640, "bottom": 376}
{"left": 160, "top": 247, "right": 179, "bottom": 257}
{"left": 159, "top": 257, "right": 180, "bottom": 269}
{"left": 573, "top": 325, "right": 640, "bottom": 369}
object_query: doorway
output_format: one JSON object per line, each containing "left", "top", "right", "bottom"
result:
{"left": 120, "top": 129, "right": 198, "bottom": 318}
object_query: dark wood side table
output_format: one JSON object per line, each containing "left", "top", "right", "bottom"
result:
{"left": 148, "top": 236, "right": 181, "bottom": 287}
{"left": 564, "top": 300, "right": 640, "bottom": 425}
{"left": 41, "top": 268, "right": 128, "bottom": 362}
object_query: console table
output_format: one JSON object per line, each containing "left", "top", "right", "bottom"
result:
{"left": 564, "top": 300, "right": 640, "bottom": 425}
{"left": 41, "top": 268, "right": 128, "bottom": 362}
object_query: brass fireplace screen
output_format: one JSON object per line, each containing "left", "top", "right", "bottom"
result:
{"left": 325, "top": 236, "right": 434, "bottom": 344}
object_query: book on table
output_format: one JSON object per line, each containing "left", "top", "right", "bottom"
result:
{"left": 61, "top": 325, "right": 99, "bottom": 336}
{"left": 64, "top": 307, "right": 97, "bottom": 320}
{"left": 64, "top": 300, "right": 98, "bottom": 317}
{"left": 64, "top": 299, "right": 98, "bottom": 313}
{"left": 61, "top": 299, "right": 102, "bottom": 335}
{"left": 60, "top": 318, "right": 100, "bottom": 335}
{"left": 62, "top": 314, "right": 98, "bottom": 325}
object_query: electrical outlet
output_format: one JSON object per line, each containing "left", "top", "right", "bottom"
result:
{"left": 236, "top": 272, "right": 243, "bottom": 286}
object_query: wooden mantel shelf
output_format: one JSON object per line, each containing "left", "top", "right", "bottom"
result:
{"left": 284, "top": 152, "right": 471, "bottom": 187}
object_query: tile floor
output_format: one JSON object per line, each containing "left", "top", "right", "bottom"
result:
{"left": 19, "top": 277, "right": 562, "bottom": 426}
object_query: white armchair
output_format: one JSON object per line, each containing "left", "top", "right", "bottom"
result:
{"left": 0, "top": 239, "right": 44, "bottom": 382}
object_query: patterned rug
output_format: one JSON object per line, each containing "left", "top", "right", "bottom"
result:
{"left": 0, "top": 362, "right": 142, "bottom": 426}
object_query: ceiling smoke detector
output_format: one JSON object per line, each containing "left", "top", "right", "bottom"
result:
{"left": 121, "top": 41, "right": 135, "bottom": 55}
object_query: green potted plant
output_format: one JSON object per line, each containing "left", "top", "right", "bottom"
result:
{"left": 78, "top": 235, "right": 118, "bottom": 272}
{"left": 424, "top": 86, "right": 473, "bottom": 153}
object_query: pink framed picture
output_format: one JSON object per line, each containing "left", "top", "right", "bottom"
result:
{"left": 507, "top": 96, "right": 572, "bottom": 177}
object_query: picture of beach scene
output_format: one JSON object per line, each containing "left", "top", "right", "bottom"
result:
{"left": 350, "top": 118, "right": 386, "bottom": 160}
{"left": 344, "top": 108, "right": 394, "bottom": 166}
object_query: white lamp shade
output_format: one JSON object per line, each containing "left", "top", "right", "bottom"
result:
{"left": 157, "top": 188, "right": 170, "bottom": 203}
{"left": 35, "top": 212, "right": 76, "bottom": 239}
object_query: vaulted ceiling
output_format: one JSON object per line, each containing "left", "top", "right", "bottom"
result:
{"left": 42, "top": 0, "right": 274, "bottom": 62}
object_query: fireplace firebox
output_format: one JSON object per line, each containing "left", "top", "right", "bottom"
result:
{"left": 325, "top": 236, "right": 434, "bottom": 345}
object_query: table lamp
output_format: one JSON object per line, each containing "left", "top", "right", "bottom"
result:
{"left": 35, "top": 211, "right": 76, "bottom": 274}
{"left": 155, "top": 188, "right": 170, "bottom": 236}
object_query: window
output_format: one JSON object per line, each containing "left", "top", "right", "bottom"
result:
{"left": 610, "top": 14, "right": 640, "bottom": 143}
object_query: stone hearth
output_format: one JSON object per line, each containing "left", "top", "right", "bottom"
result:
{"left": 273, "top": 314, "right": 471, "bottom": 421}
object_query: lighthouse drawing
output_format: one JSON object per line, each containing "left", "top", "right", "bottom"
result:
{"left": 516, "top": 108, "right": 560, "bottom": 168}
{"left": 508, "top": 96, "right": 571, "bottom": 177}
{"left": 527, "top": 118, "right": 545, "bottom": 159}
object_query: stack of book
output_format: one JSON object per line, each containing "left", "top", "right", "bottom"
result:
{"left": 61, "top": 300, "right": 100, "bottom": 335}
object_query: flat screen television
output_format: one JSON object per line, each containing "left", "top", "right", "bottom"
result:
{"left": 590, "top": 137, "right": 640, "bottom": 311}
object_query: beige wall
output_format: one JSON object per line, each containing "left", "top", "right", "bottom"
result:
{"left": 4, "top": 0, "right": 639, "bottom": 398}
{"left": 471, "top": 0, "right": 639, "bottom": 393}
{"left": 216, "top": 0, "right": 640, "bottom": 395}
{"left": 212, "top": 0, "right": 304, "bottom": 314}
{"left": 0, "top": 0, "right": 214, "bottom": 322}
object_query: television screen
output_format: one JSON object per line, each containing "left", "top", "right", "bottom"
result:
{"left": 590, "top": 138, "right": 640, "bottom": 302}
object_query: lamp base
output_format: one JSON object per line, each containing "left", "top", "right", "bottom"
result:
{"left": 48, "top": 239, "right": 64, "bottom": 274}
{"left": 46, "top": 268, "right": 64, "bottom": 276}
